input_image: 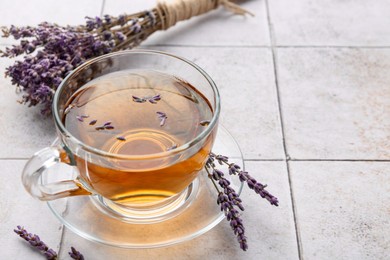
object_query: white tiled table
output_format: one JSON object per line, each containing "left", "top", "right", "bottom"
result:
{"left": 0, "top": 0, "right": 389, "bottom": 259}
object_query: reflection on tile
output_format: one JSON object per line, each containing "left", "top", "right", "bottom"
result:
{"left": 269, "top": 0, "right": 390, "bottom": 46}
{"left": 59, "top": 162, "right": 298, "bottom": 260}
{"left": 277, "top": 48, "right": 390, "bottom": 159}
{"left": 104, "top": 0, "right": 270, "bottom": 46}
{"left": 290, "top": 161, "right": 390, "bottom": 259}
{"left": 0, "top": 160, "right": 63, "bottom": 259}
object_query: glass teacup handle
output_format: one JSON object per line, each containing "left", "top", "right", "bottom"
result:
{"left": 22, "top": 146, "right": 91, "bottom": 201}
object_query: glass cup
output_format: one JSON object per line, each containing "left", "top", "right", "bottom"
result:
{"left": 22, "top": 50, "right": 220, "bottom": 223}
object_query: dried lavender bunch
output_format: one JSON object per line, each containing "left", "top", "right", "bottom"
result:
{"left": 0, "top": 0, "right": 251, "bottom": 116}
{"left": 14, "top": 226, "right": 84, "bottom": 259}
{"left": 0, "top": 13, "right": 159, "bottom": 115}
{"left": 205, "top": 153, "right": 279, "bottom": 251}
{"left": 14, "top": 225, "right": 58, "bottom": 259}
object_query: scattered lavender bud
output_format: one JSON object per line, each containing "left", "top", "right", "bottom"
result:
{"left": 69, "top": 246, "right": 84, "bottom": 260}
{"left": 104, "top": 125, "right": 114, "bottom": 130}
{"left": 116, "top": 136, "right": 126, "bottom": 141}
{"left": 200, "top": 120, "right": 210, "bottom": 126}
{"left": 80, "top": 114, "right": 89, "bottom": 118}
{"left": 95, "top": 126, "right": 105, "bottom": 130}
{"left": 103, "top": 121, "right": 112, "bottom": 126}
{"left": 89, "top": 119, "right": 97, "bottom": 125}
{"left": 76, "top": 115, "right": 84, "bottom": 122}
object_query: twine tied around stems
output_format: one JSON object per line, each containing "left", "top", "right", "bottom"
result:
{"left": 156, "top": 0, "right": 254, "bottom": 30}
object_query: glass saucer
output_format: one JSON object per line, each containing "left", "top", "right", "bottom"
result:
{"left": 45, "top": 125, "right": 244, "bottom": 248}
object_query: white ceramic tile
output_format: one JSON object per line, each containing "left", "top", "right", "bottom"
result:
{"left": 0, "top": 0, "right": 103, "bottom": 45}
{"left": 268, "top": 0, "right": 390, "bottom": 46}
{"left": 290, "top": 161, "right": 390, "bottom": 259}
{"left": 144, "top": 46, "right": 283, "bottom": 159}
{"left": 277, "top": 48, "right": 390, "bottom": 159}
{"left": 59, "top": 161, "right": 298, "bottom": 260}
{"left": 0, "top": 160, "right": 63, "bottom": 259}
{"left": 0, "top": 58, "right": 56, "bottom": 158}
{"left": 103, "top": 0, "right": 269, "bottom": 46}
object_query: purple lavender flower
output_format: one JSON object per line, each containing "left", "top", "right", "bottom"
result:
{"left": 1, "top": 12, "right": 160, "bottom": 116}
{"left": 156, "top": 111, "right": 167, "bottom": 126}
{"left": 205, "top": 153, "right": 279, "bottom": 251}
{"left": 210, "top": 153, "right": 279, "bottom": 207}
{"left": 237, "top": 170, "right": 279, "bottom": 206}
{"left": 148, "top": 94, "right": 161, "bottom": 104}
{"left": 89, "top": 119, "right": 97, "bottom": 125}
{"left": 69, "top": 246, "right": 84, "bottom": 260}
{"left": 217, "top": 192, "right": 248, "bottom": 251}
{"left": 132, "top": 95, "right": 146, "bottom": 103}
{"left": 14, "top": 226, "right": 58, "bottom": 259}
{"left": 116, "top": 136, "right": 126, "bottom": 141}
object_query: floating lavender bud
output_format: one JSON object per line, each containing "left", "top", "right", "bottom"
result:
{"left": 132, "top": 95, "right": 146, "bottom": 103}
{"left": 148, "top": 94, "right": 161, "bottom": 104}
{"left": 69, "top": 246, "right": 85, "bottom": 260}
{"left": 89, "top": 119, "right": 97, "bottom": 125}
{"left": 156, "top": 111, "right": 167, "bottom": 127}
{"left": 104, "top": 125, "right": 114, "bottom": 130}
{"left": 116, "top": 136, "right": 126, "bottom": 141}
{"left": 76, "top": 116, "right": 84, "bottom": 122}
{"left": 103, "top": 121, "right": 112, "bottom": 126}
{"left": 95, "top": 126, "right": 105, "bottom": 130}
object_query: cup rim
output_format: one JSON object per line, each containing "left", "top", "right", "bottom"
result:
{"left": 53, "top": 50, "right": 220, "bottom": 160}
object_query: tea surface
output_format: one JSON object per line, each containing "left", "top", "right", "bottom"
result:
{"left": 64, "top": 69, "right": 212, "bottom": 156}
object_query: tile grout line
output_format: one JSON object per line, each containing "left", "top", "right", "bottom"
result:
{"left": 264, "top": 1, "right": 303, "bottom": 260}
{"left": 290, "top": 159, "right": 390, "bottom": 162}
{"left": 57, "top": 225, "right": 67, "bottom": 257}
{"left": 100, "top": 0, "right": 106, "bottom": 17}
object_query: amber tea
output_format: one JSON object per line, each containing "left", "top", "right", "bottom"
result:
{"left": 63, "top": 70, "right": 215, "bottom": 205}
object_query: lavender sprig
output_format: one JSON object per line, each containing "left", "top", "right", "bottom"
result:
{"left": 217, "top": 193, "right": 248, "bottom": 251}
{"left": 205, "top": 153, "right": 279, "bottom": 251}
{"left": 210, "top": 153, "right": 279, "bottom": 206}
{"left": 205, "top": 161, "right": 248, "bottom": 251}
{"left": 14, "top": 226, "right": 57, "bottom": 259}
{"left": 14, "top": 226, "right": 85, "bottom": 259}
